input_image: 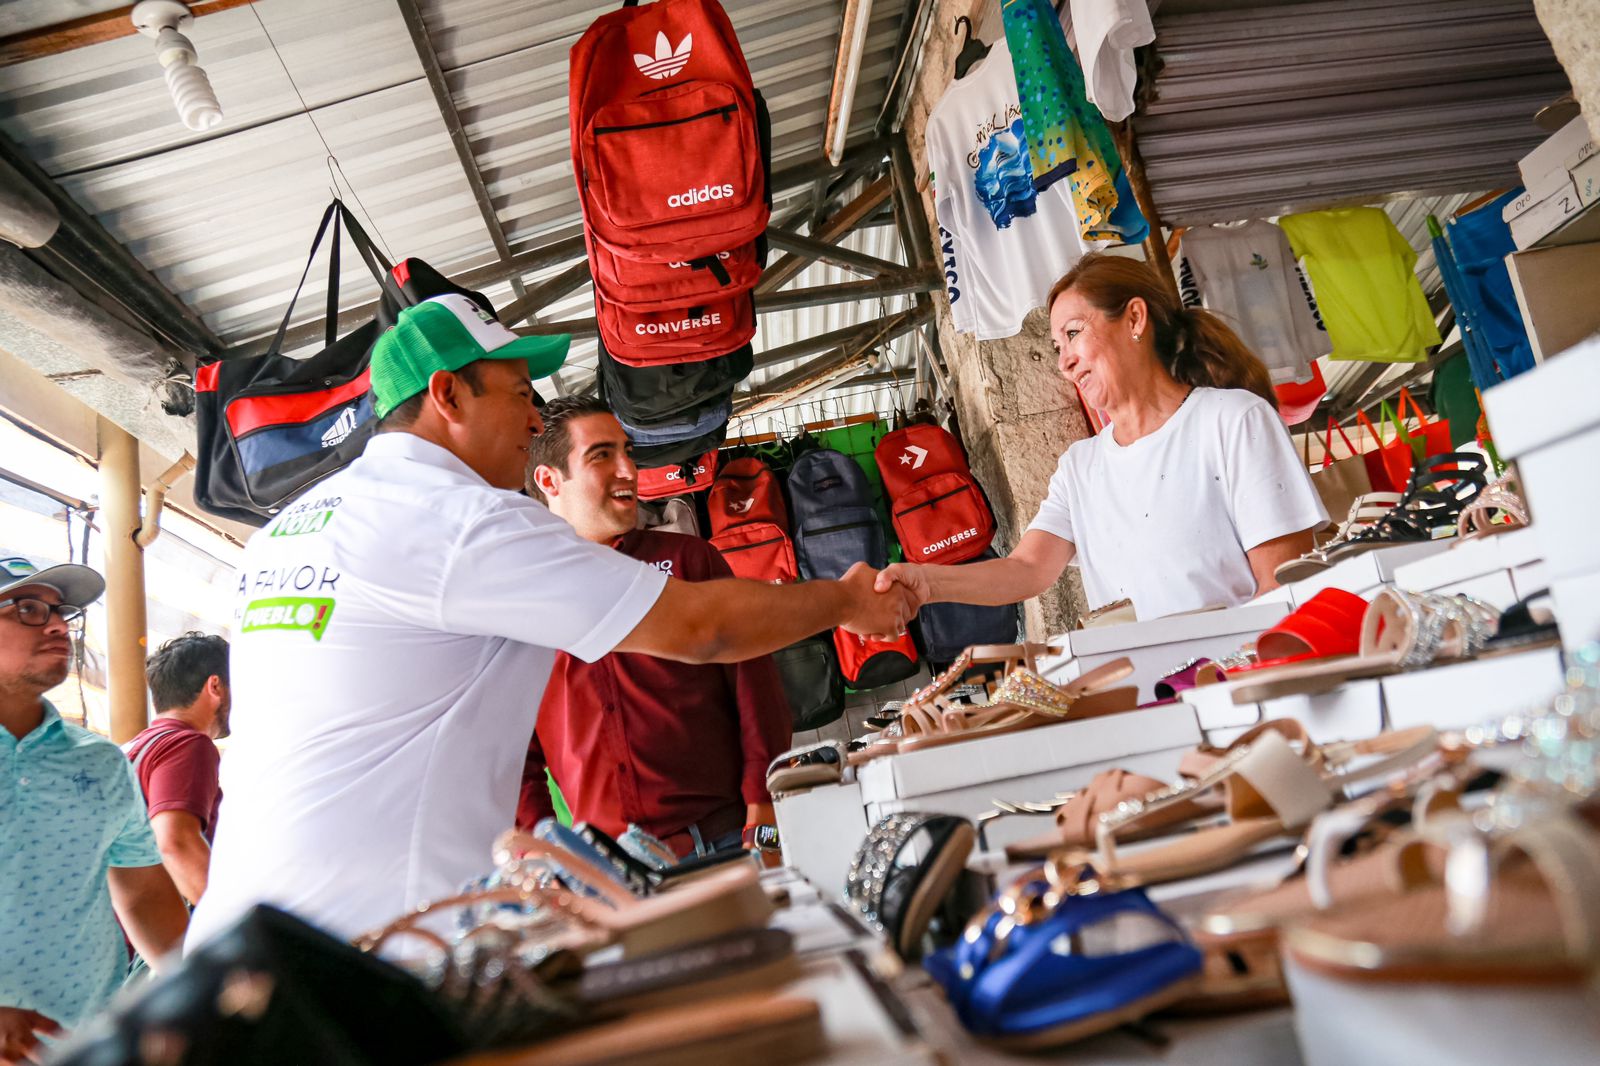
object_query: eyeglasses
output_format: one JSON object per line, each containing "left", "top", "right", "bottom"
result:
{"left": 0, "top": 597, "right": 86, "bottom": 628}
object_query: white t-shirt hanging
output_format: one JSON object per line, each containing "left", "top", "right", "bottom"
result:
{"left": 1028, "top": 388, "right": 1327, "bottom": 619}
{"left": 927, "top": 38, "right": 1093, "bottom": 340}
{"left": 1175, "top": 221, "right": 1332, "bottom": 384}
{"left": 188, "top": 433, "right": 667, "bottom": 949}
{"left": 1069, "top": 0, "right": 1155, "bottom": 122}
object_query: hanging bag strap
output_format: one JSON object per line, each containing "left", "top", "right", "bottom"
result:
{"left": 263, "top": 200, "right": 402, "bottom": 358}
{"left": 1322, "top": 415, "right": 1361, "bottom": 468}
{"left": 1354, "top": 407, "right": 1389, "bottom": 448}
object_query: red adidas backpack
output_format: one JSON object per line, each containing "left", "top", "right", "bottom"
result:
{"left": 707, "top": 457, "right": 797, "bottom": 584}
{"left": 637, "top": 450, "right": 718, "bottom": 500}
{"left": 569, "top": 0, "right": 768, "bottom": 264}
{"left": 876, "top": 423, "right": 995, "bottom": 566}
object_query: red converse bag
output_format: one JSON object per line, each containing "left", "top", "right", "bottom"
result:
{"left": 569, "top": 0, "right": 768, "bottom": 263}
{"left": 707, "top": 458, "right": 796, "bottom": 584}
{"left": 637, "top": 450, "right": 718, "bottom": 500}
{"left": 596, "top": 290, "right": 756, "bottom": 367}
{"left": 876, "top": 423, "right": 995, "bottom": 565}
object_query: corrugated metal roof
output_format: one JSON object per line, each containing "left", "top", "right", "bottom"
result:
{"left": 1135, "top": 0, "right": 1566, "bottom": 226}
{"left": 0, "top": 0, "right": 908, "bottom": 353}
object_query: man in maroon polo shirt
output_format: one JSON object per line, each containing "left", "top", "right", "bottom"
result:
{"left": 123, "top": 633, "right": 230, "bottom": 904}
{"left": 519, "top": 397, "right": 790, "bottom": 859}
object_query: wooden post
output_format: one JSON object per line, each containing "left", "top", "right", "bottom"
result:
{"left": 97, "top": 417, "right": 148, "bottom": 744}
{"left": 1110, "top": 121, "right": 1178, "bottom": 300}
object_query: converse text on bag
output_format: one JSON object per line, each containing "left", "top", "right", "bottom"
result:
{"left": 921, "top": 527, "right": 981, "bottom": 557}
{"left": 636, "top": 312, "right": 724, "bottom": 336}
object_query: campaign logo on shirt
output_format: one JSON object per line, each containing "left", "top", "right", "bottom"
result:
{"left": 240, "top": 596, "right": 336, "bottom": 641}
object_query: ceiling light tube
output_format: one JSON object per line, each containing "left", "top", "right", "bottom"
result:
{"left": 824, "top": 0, "right": 874, "bottom": 166}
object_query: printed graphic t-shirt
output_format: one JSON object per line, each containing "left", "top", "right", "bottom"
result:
{"left": 1028, "top": 388, "right": 1328, "bottom": 619}
{"left": 927, "top": 38, "right": 1092, "bottom": 340}
{"left": 188, "top": 433, "right": 667, "bottom": 949}
{"left": 1176, "top": 220, "right": 1332, "bottom": 384}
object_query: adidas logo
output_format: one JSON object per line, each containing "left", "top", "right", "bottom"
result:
{"left": 320, "top": 406, "right": 360, "bottom": 448}
{"left": 667, "top": 251, "right": 733, "bottom": 269}
{"left": 667, "top": 184, "right": 735, "bottom": 209}
{"left": 634, "top": 31, "right": 692, "bottom": 80}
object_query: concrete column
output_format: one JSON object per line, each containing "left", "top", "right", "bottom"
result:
{"left": 97, "top": 416, "right": 148, "bottom": 744}
{"left": 899, "top": 1, "right": 1092, "bottom": 638}
{"left": 1532, "top": 1, "right": 1600, "bottom": 143}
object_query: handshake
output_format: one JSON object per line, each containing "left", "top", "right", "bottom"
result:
{"left": 837, "top": 562, "right": 932, "bottom": 642}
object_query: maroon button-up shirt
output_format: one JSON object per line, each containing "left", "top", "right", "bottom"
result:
{"left": 517, "top": 529, "right": 792, "bottom": 839}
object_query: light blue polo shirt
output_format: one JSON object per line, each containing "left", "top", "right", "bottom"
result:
{"left": 1, "top": 699, "right": 163, "bottom": 1027}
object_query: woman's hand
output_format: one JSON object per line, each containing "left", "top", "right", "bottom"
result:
{"left": 874, "top": 563, "right": 932, "bottom": 613}
{"left": 0, "top": 1006, "right": 60, "bottom": 1066}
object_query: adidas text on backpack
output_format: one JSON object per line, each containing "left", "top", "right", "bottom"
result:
{"left": 876, "top": 423, "right": 995, "bottom": 565}
{"left": 569, "top": 0, "right": 768, "bottom": 264}
{"left": 707, "top": 457, "right": 797, "bottom": 584}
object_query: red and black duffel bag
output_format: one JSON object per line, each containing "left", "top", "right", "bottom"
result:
{"left": 876, "top": 422, "right": 996, "bottom": 566}
{"left": 707, "top": 457, "right": 797, "bottom": 584}
{"left": 637, "top": 450, "right": 719, "bottom": 500}
{"left": 194, "top": 201, "right": 497, "bottom": 524}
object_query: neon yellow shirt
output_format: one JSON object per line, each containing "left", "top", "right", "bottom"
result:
{"left": 1280, "top": 207, "right": 1441, "bottom": 363}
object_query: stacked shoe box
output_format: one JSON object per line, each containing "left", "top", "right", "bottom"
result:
{"left": 1485, "top": 333, "right": 1600, "bottom": 652}
{"left": 1506, "top": 114, "right": 1595, "bottom": 250}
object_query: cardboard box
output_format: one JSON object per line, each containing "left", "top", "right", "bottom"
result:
{"left": 1511, "top": 558, "right": 1550, "bottom": 601}
{"left": 856, "top": 701, "right": 1200, "bottom": 804}
{"left": 1573, "top": 151, "right": 1600, "bottom": 209}
{"left": 1036, "top": 602, "right": 1291, "bottom": 702}
{"left": 1382, "top": 646, "right": 1566, "bottom": 732}
{"left": 1518, "top": 115, "right": 1594, "bottom": 186}
{"left": 1503, "top": 163, "right": 1585, "bottom": 221}
{"left": 775, "top": 777, "right": 869, "bottom": 903}
{"left": 1509, "top": 178, "right": 1583, "bottom": 249}
{"left": 1181, "top": 678, "right": 1266, "bottom": 732}
{"left": 1281, "top": 538, "right": 1451, "bottom": 604}
{"left": 782, "top": 951, "right": 945, "bottom": 1064}
{"left": 1504, "top": 243, "right": 1600, "bottom": 360}
{"left": 865, "top": 744, "right": 1195, "bottom": 856}
{"left": 1563, "top": 136, "right": 1600, "bottom": 176}
{"left": 1484, "top": 335, "right": 1600, "bottom": 577}
{"left": 1390, "top": 530, "right": 1537, "bottom": 610}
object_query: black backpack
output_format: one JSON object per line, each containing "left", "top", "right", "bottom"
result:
{"left": 912, "top": 549, "right": 1022, "bottom": 669}
{"left": 597, "top": 341, "right": 753, "bottom": 427}
{"left": 772, "top": 636, "right": 845, "bottom": 731}
{"left": 789, "top": 449, "right": 887, "bottom": 581}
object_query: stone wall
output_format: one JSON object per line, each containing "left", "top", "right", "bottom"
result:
{"left": 1533, "top": 0, "right": 1600, "bottom": 143}
{"left": 901, "top": 0, "right": 1091, "bottom": 638}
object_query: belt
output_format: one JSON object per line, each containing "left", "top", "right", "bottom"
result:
{"left": 660, "top": 802, "right": 746, "bottom": 860}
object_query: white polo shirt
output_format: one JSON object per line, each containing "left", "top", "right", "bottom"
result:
{"left": 187, "top": 433, "right": 667, "bottom": 948}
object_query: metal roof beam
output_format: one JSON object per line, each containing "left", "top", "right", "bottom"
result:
{"left": 765, "top": 227, "right": 904, "bottom": 277}
{"left": 733, "top": 304, "right": 932, "bottom": 415}
{"left": 0, "top": 0, "right": 256, "bottom": 68}
{"left": 757, "top": 175, "right": 894, "bottom": 295}
{"left": 0, "top": 131, "right": 222, "bottom": 359}
{"left": 395, "top": 0, "right": 524, "bottom": 297}
{"left": 499, "top": 260, "right": 591, "bottom": 328}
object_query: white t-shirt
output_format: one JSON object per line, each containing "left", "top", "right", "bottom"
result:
{"left": 1028, "top": 388, "right": 1327, "bottom": 619}
{"left": 1175, "top": 221, "right": 1332, "bottom": 384}
{"left": 188, "top": 434, "right": 667, "bottom": 948}
{"left": 927, "top": 38, "right": 1092, "bottom": 340}
{"left": 1069, "top": 0, "right": 1156, "bottom": 123}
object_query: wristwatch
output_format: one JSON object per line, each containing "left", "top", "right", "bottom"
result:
{"left": 741, "top": 823, "right": 781, "bottom": 852}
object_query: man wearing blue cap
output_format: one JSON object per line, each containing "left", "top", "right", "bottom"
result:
{"left": 189, "top": 294, "right": 916, "bottom": 948}
{"left": 0, "top": 556, "right": 189, "bottom": 1060}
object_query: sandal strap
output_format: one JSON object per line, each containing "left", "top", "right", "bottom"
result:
{"left": 1465, "top": 816, "right": 1600, "bottom": 960}
{"left": 845, "top": 812, "right": 964, "bottom": 933}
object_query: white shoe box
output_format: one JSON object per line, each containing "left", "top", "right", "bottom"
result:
{"left": 1182, "top": 677, "right": 1385, "bottom": 745}
{"left": 775, "top": 777, "right": 869, "bottom": 904}
{"left": 1382, "top": 645, "right": 1567, "bottom": 732}
{"left": 1390, "top": 526, "right": 1544, "bottom": 609}
{"left": 1282, "top": 538, "right": 1452, "bottom": 605}
{"left": 1483, "top": 334, "right": 1600, "bottom": 580}
{"left": 867, "top": 745, "right": 1195, "bottom": 857}
{"left": 1035, "top": 602, "right": 1291, "bottom": 703}
{"left": 1551, "top": 569, "right": 1600, "bottom": 652}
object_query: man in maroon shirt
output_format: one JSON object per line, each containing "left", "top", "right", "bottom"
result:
{"left": 123, "top": 633, "right": 230, "bottom": 904}
{"left": 520, "top": 397, "right": 791, "bottom": 859}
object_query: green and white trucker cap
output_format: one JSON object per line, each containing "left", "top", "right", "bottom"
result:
{"left": 0, "top": 554, "right": 105, "bottom": 608}
{"left": 369, "top": 293, "right": 570, "bottom": 419}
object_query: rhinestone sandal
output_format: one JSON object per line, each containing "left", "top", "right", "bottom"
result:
{"left": 845, "top": 812, "right": 977, "bottom": 961}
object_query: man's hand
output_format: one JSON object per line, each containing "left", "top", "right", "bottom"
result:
{"left": 0, "top": 1006, "right": 61, "bottom": 1066}
{"left": 838, "top": 562, "right": 916, "bottom": 640}
{"left": 873, "top": 563, "right": 931, "bottom": 611}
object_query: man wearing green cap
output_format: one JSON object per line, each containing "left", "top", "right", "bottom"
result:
{"left": 189, "top": 294, "right": 916, "bottom": 949}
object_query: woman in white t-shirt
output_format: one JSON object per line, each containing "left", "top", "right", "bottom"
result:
{"left": 879, "top": 253, "right": 1327, "bottom": 622}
